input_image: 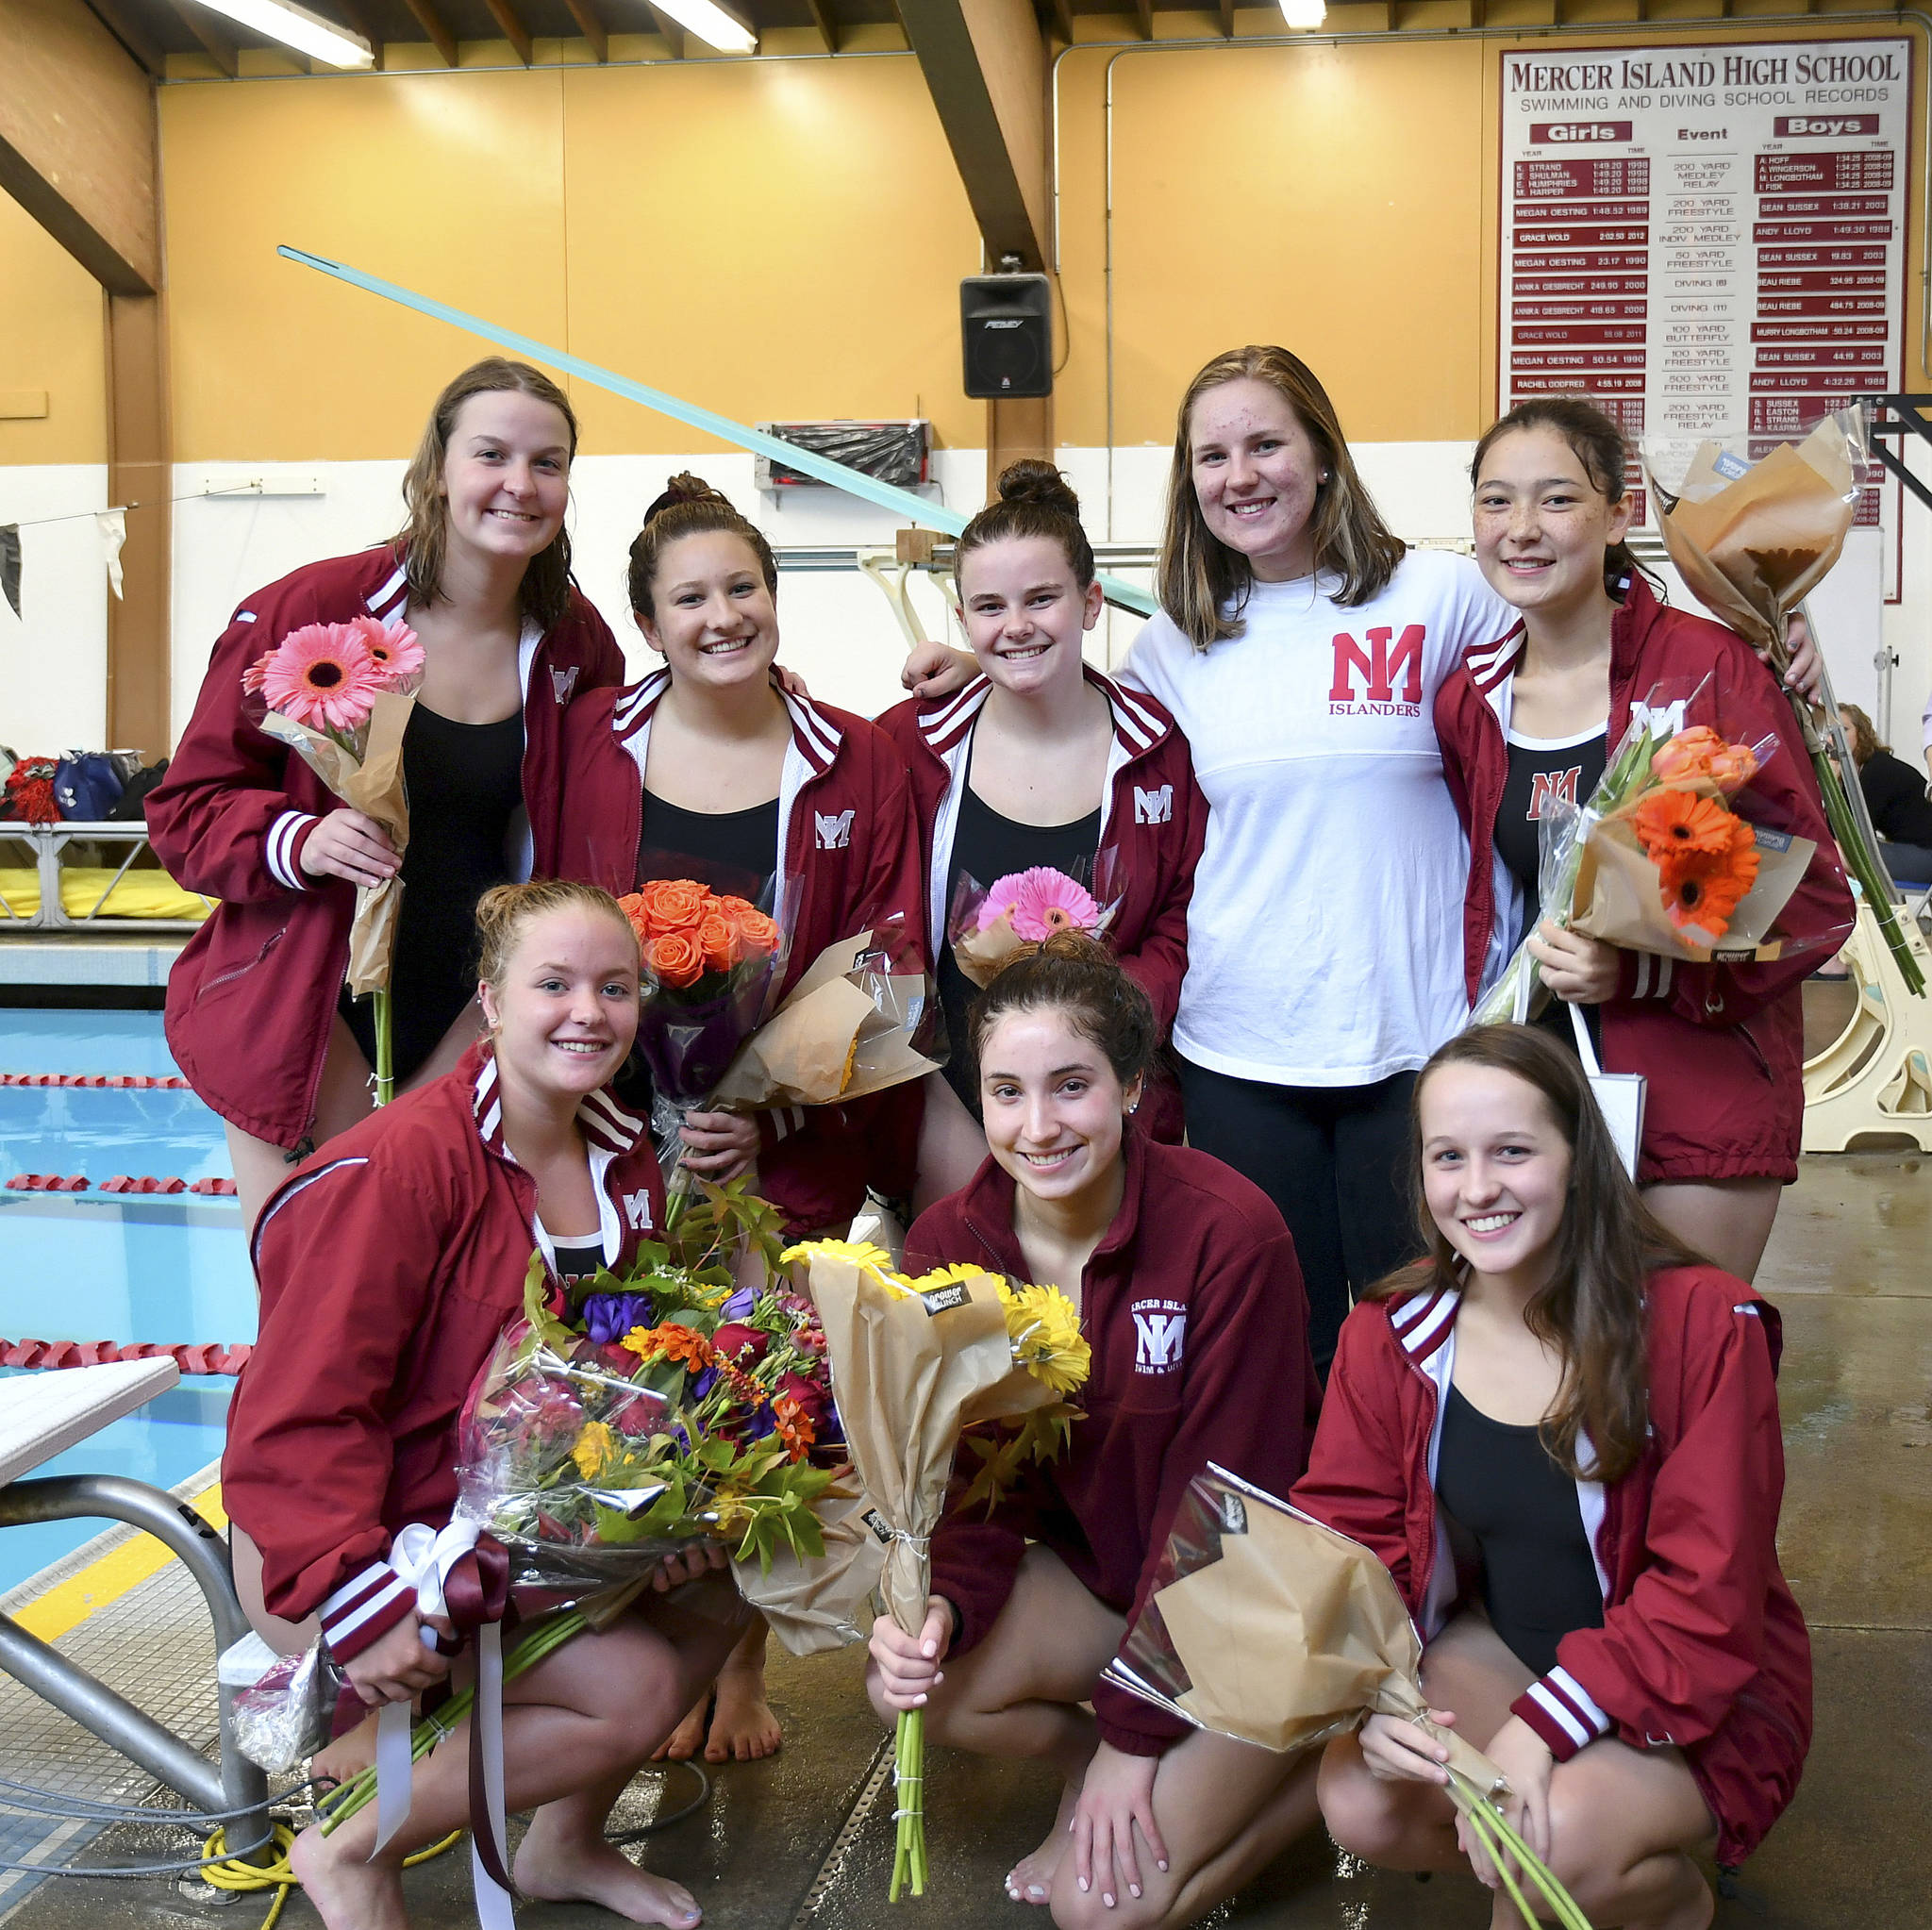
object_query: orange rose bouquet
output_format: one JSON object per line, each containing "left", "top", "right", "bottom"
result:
{"left": 618, "top": 879, "right": 787, "bottom": 1171}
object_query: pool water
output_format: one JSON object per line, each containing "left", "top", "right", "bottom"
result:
{"left": 0, "top": 1010, "right": 251, "bottom": 1596}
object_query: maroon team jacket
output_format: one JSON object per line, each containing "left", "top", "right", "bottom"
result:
{"left": 1434, "top": 577, "right": 1852, "bottom": 1182}
{"left": 875, "top": 669, "right": 1207, "bottom": 1142}
{"left": 1294, "top": 1271, "right": 1811, "bottom": 1866}
{"left": 906, "top": 1132, "right": 1319, "bottom": 1756}
{"left": 539, "top": 667, "right": 927, "bottom": 1233}
{"left": 223, "top": 1041, "right": 666, "bottom": 1661}
{"left": 146, "top": 548, "right": 624, "bottom": 1151}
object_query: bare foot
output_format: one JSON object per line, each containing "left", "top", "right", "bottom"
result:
{"left": 1005, "top": 1782, "right": 1078, "bottom": 1906}
{"left": 652, "top": 1694, "right": 710, "bottom": 1763}
{"left": 515, "top": 1828, "right": 703, "bottom": 1926}
{"left": 705, "top": 1670, "right": 781, "bottom": 1763}
{"left": 310, "top": 1710, "right": 376, "bottom": 1790}
{"left": 290, "top": 1821, "right": 408, "bottom": 1930}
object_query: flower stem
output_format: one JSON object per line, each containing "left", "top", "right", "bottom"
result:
{"left": 373, "top": 988, "right": 395, "bottom": 1106}
{"left": 1446, "top": 1770, "right": 1596, "bottom": 1929}
{"left": 888, "top": 1706, "right": 924, "bottom": 1900}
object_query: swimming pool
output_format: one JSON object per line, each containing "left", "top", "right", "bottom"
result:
{"left": 0, "top": 1010, "right": 252, "bottom": 1595}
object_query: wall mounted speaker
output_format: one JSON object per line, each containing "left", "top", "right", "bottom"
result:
{"left": 960, "top": 274, "right": 1053, "bottom": 399}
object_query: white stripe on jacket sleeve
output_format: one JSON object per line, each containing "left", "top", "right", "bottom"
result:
{"left": 264, "top": 809, "right": 319, "bottom": 891}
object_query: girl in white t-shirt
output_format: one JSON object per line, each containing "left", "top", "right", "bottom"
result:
{"left": 907, "top": 347, "right": 1515, "bottom": 1368}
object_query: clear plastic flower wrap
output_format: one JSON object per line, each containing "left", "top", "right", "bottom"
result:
{"left": 220, "top": 1630, "right": 345, "bottom": 1774}
{"left": 452, "top": 1223, "right": 841, "bottom": 1592}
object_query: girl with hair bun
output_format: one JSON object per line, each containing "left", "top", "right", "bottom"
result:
{"left": 225, "top": 880, "right": 746, "bottom": 1930}
{"left": 870, "top": 932, "right": 1321, "bottom": 1924}
{"left": 1299, "top": 1021, "right": 1810, "bottom": 1927}
{"left": 876, "top": 459, "right": 1207, "bottom": 1209}
{"left": 1436, "top": 398, "right": 1851, "bottom": 1279}
{"left": 149, "top": 359, "right": 625, "bottom": 1231}
{"left": 543, "top": 472, "right": 925, "bottom": 1760}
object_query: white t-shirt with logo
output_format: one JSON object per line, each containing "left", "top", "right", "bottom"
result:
{"left": 1122, "top": 548, "right": 1515, "bottom": 1087}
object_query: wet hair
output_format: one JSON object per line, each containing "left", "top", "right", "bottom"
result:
{"left": 966, "top": 930, "right": 1156, "bottom": 1095}
{"left": 1158, "top": 344, "right": 1406, "bottom": 650}
{"left": 1470, "top": 396, "right": 1657, "bottom": 601}
{"left": 475, "top": 878, "right": 640, "bottom": 1001}
{"left": 955, "top": 459, "right": 1096, "bottom": 592}
{"left": 1365, "top": 1023, "right": 1706, "bottom": 1485}
{"left": 1838, "top": 701, "right": 1883, "bottom": 768}
{"left": 395, "top": 358, "right": 579, "bottom": 633}
{"left": 626, "top": 473, "right": 779, "bottom": 624}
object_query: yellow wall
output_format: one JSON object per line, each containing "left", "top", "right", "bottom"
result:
{"left": 0, "top": 187, "right": 107, "bottom": 465}
{"left": 156, "top": 55, "right": 986, "bottom": 460}
{"left": 1050, "top": 21, "right": 1929, "bottom": 449}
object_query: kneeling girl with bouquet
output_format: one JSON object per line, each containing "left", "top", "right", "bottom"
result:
{"left": 223, "top": 879, "right": 747, "bottom": 1930}
{"left": 1300, "top": 1022, "right": 1810, "bottom": 1929}
{"left": 868, "top": 933, "right": 1321, "bottom": 1927}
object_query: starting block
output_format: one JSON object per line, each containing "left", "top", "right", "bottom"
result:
{"left": 1802, "top": 895, "right": 1932, "bottom": 1153}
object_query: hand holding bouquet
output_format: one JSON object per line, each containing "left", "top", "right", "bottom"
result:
{"left": 787, "top": 1240, "right": 1091, "bottom": 1900}
{"left": 1474, "top": 677, "right": 1843, "bottom": 1027}
{"left": 1105, "top": 1466, "right": 1596, "bottom": 1930}
{"left": 243, "top": 613, "right": 425, "bottom": 1098}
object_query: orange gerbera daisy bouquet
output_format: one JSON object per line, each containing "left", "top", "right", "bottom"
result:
{"left": 242, "top": 612, "right": 425, "bottom": 1100}
{"left": 1474, "top": 677, "right": 1846, "bottom": 1026}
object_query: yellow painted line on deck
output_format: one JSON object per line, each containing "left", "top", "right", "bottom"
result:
{"left": 13, "top": 1485, "right": 226, "bottom": 1643}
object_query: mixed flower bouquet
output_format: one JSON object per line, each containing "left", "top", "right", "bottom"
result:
{"left": 787, "top": 1239, "right": 1091, "bottom": 1900}
{"left": 1644, "top": 408, "right": 1924, "bottom": 996}
{"left": 453, "top": 1186, "right": 839, "bottom": 1587}
{"left": 947, "top": 854, "right": 1122, "bottom": 989}
{"left": 1105, "top": 1465, "right": 1597, "bottom": 1930}
{"left": 1473, "top": 677, "right": 1841, "bottom": 1027}
{"left": 242, "top": 612, "right": 425, "bottom": 1099}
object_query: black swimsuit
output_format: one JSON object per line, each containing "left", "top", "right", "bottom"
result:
{"left": 1433, "top": 1383, "right": 1606, "bottom": 1677}
{"left": 638, "top": 790, "right": 779, "bottom": 902}
{"left": 937, "top": 782, "right": 1103, "bottom": 1114}
{"left": 341, "top": 703, "right": 524, "bottom": 1084}
{"left": 549, "top": 1237, "right": 606, "bottom": 1284}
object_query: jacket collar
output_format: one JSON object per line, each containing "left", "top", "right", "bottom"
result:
{"left": 1389, "top": 1279, "right": 1460, "bottom": 1364}
{"left": 610, "top": 666, "right": 842, "bottom": 775}
{"left": 464, "top": 1041, "right": 647, "bottom": 1160}
{"left": 1466, "top": 574, "right": 1668, "bottom": 703}
{"left": 918, "top": 665, "right": 1168, "bottom": 761}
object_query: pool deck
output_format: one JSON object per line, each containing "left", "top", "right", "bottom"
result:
{"left": 1, "top": 998, "right": 1926, "bottom": 1928}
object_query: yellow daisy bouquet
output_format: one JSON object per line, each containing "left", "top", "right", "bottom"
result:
{"left": 784, "top": 1240, "right": 1091, "bottom": 1901}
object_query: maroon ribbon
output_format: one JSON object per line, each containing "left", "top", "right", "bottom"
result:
{"left": 443, "top": 1535, "right": 515, "bottom": 1893}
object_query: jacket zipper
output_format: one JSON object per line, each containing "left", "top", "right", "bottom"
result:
{"left": 201, "top": 924, "right": 285, "bottom": 994}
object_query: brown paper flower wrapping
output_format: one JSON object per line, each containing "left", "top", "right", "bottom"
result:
{"left": 708, "top": 930, "right": 942, "bottom": 1114}
{"left": 1109, "top": 1471, "right": 1504, "bottom": 1798}
{"left": 260, "top": 687, "right": 414, "bottom": 996}
{"left": 732, "top": 1469, "right": 889, "bottom": 1656}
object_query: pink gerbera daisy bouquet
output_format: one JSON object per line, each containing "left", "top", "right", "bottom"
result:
{"left": 242, "top": 612, "right": 425, "bottom": 1100}
{"left": 947, "top": 860, "right": 1118, "bottom": 989}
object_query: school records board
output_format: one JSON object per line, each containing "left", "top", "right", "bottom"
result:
{"left": 1499, "top": 37, "right": 1910, "bottom": 525}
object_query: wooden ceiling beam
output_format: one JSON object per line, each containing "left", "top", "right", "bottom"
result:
{"left": 1132, "top": 0, "right": 1151, "bottom": 37}
{"left": 82, "top": 0, "right": 166, "bottom": 75}
{"left": 398, "top": 0, "right": 458, "bottom": 62}
{"left": 332, "top": 0, "right": 387, "bottom": 66}
{"left": 167, "top": 0, "right": 240, "bottom": 75}
{"left": 481, "top": 0, "right": 533, "bottom": 62}
{"left": 1217, "top": 0, "right": 1233, "bottom": 34}
{"left": 563, "top": 0, "right": 607, "bottom": 57}
{"left": 803, "top": 0, "right": 839, "bottom": 51}
{"left": 646, "top": 4, "right": 684, "bottom": 54}
{"left": 1047, "top": 0, "right": 1074, "bottom": 42}
{"left": 897, "top": 0, "right": 1050, "bottom": 270}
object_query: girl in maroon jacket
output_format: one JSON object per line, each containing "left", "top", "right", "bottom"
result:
{"left": 875, "top": 462, "right": 1208, "bottom": 1209}
{"left": 225, "top": 879, "right": 747, "bottom": 1930}
{"left": 1301, "top": 1023, "right": 1809, "bottom": 1928}
{"left": 544, "top": 474, "right": 925, "bottom": 1240}
{"left": 543, "top": 473, "right": 924, "bottom": 1762}
{"left": 148, "top": 360, "right": 625, "bottom": 1232}
{"left": 1435, "top": 397, "right": 1851, "bottom": 1281}
{"left": 868, "top": 933, "right": 1321, "bottom": 1925}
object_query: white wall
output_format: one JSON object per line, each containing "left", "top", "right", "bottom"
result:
{"left": 0, "top": 465, "right": 110, "bottom": 756}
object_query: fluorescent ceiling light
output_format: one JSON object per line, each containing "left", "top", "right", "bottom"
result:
{"left": 1280, "top": 0, "right": 1326, "bottom": 24}
{"left": 652, "top": 0, "right": 758, "bottom": 52}
{"left": 184, "top": 0, "right": 374, "bottom": 66}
